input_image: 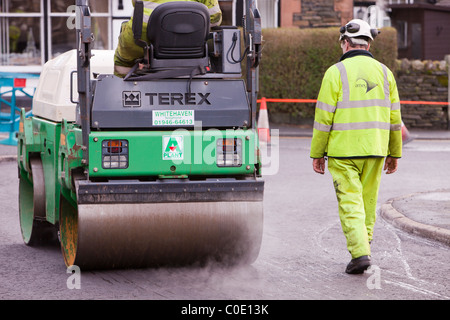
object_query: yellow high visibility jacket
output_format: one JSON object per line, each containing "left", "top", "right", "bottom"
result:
{"left": 310, "top": 50, "right": 402, "bottom": 159}
{"left": 114, "top": 0, "right": 222, "bottom": 74}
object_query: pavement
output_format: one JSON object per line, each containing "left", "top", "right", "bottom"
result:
{"left": 1, "top": 126, "right": 450, "bottom": 246}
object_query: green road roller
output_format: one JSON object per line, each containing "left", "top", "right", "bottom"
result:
{"left": 17, "top": 0, "right": 264, "bottom": 269}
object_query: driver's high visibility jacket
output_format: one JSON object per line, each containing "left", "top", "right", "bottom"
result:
{"left": 114, "top": 0, "right": 222, "bottom": 74}
{"left": 310, "top": 50, "right": 402, "bottom": 159}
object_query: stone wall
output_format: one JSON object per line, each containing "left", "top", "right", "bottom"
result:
{"left": 396, "top": 58, "right": 449, "bottom": 130}
{"left": 294, "top": 0, "right": 341, "bottom": 28}
{"left": 289, "top": 0, "right": 353, "bottom": 29}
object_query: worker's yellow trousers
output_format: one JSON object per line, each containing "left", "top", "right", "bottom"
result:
{"left": 327, "top": 157, "right": 384, "bottom": 259}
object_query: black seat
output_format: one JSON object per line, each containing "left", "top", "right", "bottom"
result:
{"left": 147, "top": 2, "right": 210, "bottom": 60}
{"left": 126, "top": 1, "right": 211, "bottom": 80}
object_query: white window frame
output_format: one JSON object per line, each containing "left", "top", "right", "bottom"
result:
{"left": 47, "top": 0, "right": 112, "bottom": 61}
{"left": 0, "top": 0, "right": 113, "bottom": 72}
{"left": 0, "top": 1, "right": 45, "bottom": 72}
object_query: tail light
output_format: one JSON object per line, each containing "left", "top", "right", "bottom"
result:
{"left": 102, "top": 140, "right": 128, "bottom": 169}
{"left": 216, "top": 138, "right": 242, "bottom": 167}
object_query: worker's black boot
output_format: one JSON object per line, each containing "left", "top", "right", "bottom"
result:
{"left": 345, "top": 255, "right": 371, "bottom": 274}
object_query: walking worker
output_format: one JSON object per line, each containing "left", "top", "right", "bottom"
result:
{"left": 310, "top": 19, "right": 402, "bottom": 274}
{"left": 114, "top": 0, "right": 222, "bottom": 77}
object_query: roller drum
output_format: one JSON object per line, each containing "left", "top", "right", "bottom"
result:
{"left": 60, "top": 199, "right": 263, "bottom": 270}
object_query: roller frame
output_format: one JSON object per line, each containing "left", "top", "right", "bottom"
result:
{"left": 76, "top": 178, "right": 264, "bottom": 204}
{"left": 17, "top": 0, "right": 265, "bottom": 270}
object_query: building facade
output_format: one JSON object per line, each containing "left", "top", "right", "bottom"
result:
{"left": 1, "top": 0, "right": 449, "bottom": 73}
{"left": 0, "top": 0, "right": 282, "bottom": 72}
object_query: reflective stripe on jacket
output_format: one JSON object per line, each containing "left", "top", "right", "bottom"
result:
{"left": 310, "top": 52, "right": 402, "bottom": 159}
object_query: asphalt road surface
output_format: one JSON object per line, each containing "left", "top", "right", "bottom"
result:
{"left": 0, "top": 137, "right": 449, "bottom": 303}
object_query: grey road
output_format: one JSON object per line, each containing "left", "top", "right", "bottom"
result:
{"left": 0, "top": 137, "right": 449, "bottom": 304}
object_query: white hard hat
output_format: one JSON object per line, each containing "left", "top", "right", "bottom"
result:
{"left": 339, "top": 19, "right": 380, "bottom": 41}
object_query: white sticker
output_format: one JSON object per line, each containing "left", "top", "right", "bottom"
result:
{"left": 162, "top": 135, "right": 184, "bottom": 160}
{"left": 153, "top": 110, "right": 194, "bottom": 126}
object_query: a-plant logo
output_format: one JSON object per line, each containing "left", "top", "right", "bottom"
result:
{"left": 163, "top": 136, "right": 184, "bottom": 160}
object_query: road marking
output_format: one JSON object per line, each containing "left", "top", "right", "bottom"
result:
{"left": 384, "top": 279, "right": 450, "bottom": 299}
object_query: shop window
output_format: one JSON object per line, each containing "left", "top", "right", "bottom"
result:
{"left": 0, "top": 1, "right": 43, "bottom": 66}
{"left": 0, "top": 0, "right": 111, "bottom": 68}
{"left": 50, "top": 0, "right": 110, "bottom": 58}
{"left": 50, "top": 16, "right": 110, "bottom": 58}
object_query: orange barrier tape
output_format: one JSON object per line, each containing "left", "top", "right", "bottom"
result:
{"left": 398, "top": 101, "right": 448, "bottom": 105}
{"left": 257, "top": 98, "right": 448, "bottom": 105}
{"left": 258, "top": 98, "right": 318, "bottom": 103}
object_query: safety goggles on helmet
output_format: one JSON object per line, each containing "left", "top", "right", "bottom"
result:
{"left": 339, "top": 19, "right": 380, "bottom": 41}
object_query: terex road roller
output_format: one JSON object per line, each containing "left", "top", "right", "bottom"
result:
{"left": 17, "top": 0, "right": 264, "bottom": 269}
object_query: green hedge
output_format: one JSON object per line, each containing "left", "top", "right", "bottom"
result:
{"left": 258, "top": 27, "right": 398, "bottom": 122}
